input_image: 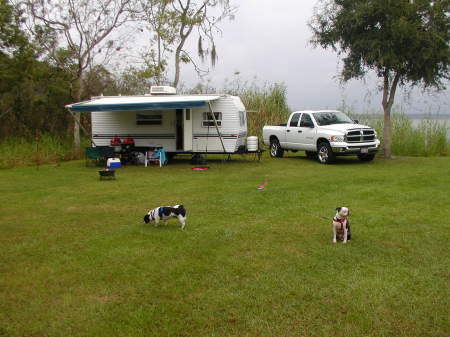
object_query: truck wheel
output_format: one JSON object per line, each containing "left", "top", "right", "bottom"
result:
{"left": 317, "top": 142, "right": 336, "bottom": 164}
{"left": 269, "top": 139, "right": 284, "bottom": 158}
{"left": 305, "top": 151, "right": 316, "bottom": 159}
{"left": 358, "top": 153, "right": 375, "bottom": 162}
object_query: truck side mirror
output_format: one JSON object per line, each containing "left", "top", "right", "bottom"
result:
{"left": 353, "top": 119, "right": 359, "bottom": 124}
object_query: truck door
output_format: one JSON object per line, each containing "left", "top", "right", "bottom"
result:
{"left": 285, "top": 112, "right": 301, "bottom": 149}
{"left": 298, "top": 113, "right": 316, "bottom": 150}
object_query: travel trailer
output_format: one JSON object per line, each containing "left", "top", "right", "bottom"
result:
{"left": 66, "top": 86, "right": 249, "bottom": 155}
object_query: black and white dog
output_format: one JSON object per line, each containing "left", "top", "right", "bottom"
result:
{"left": 144, "top": 205, "right": 186, "bottom": 229}
{"left": 332, "top": 206, "right": 351, "bottom": 243}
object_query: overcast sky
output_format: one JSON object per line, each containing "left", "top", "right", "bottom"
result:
{"left": 179, "top": 0, "right": 449, "bottom": 115}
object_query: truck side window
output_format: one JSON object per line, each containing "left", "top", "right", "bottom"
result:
{"left": 300, "top": 114, "right": 314, "bottom": 127}
{"left": 289, "top": 113, "right": 300, "bottom": 127}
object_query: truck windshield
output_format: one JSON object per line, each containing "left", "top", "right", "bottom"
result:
{"left": 312, "top": 111, "right": 354, "bottom": 126}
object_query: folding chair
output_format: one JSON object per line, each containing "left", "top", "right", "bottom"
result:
{"left": 85, "top": 146, "right": 115, "bottom": 167}
{"left": 144, "top": 148, "right": 167, "bottom": 167}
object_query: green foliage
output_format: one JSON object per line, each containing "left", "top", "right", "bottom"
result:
{"left": 0, "top": 55, "right": 72, "bottom": 139}
{"left": 0, "top": 0, "right": 29, "bottom": 53}
{"left": 354, "top": 112, "right": 450, "bottom": 156}
{"left": 310, "top": 0, "right": 450, "bottom": 87}
{"left": 82, "top": 65, "right": 119, "bottom": 99}
{"left": 0, "top": 134, "right": 90, "bottom": 168}
{"left": 0, "top": 157, "right": 449, "bottom": 336}
{"left": 238, "top": 83, "right": 290, "bottom": 140}
{"left": 0, "top": 1, "right": 73, "bottom": 140}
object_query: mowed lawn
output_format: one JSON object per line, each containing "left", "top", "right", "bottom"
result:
{"left": 0, "top": 154, "right": 449, "bottom": 337}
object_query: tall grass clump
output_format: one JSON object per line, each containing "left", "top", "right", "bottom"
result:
{"left": 235, "top": 83, "right": 290, "bottom": 139}
{"left": 357, "top": 112, "right": 449, "bottom": 156}
{"left": 0, "top": 134, "right": 90, "bottom": 169}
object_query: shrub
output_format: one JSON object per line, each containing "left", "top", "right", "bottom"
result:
{"left": 0, "top": 134, "right": 90, "bottom": 168}
{"left": 356, "top": 112, "right": 449, "bottom": 157}
{"left": 232, "top": 83, "right": 290, "bottom": 140}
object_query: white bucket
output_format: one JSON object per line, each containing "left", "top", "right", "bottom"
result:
{"left": 247, "top": 136, "right": 258, "bottom": 151}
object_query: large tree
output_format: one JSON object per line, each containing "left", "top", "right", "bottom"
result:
{"left": 139, "top": 0, "right": 235, "bottom": 87}
{"left": 17, "top": 0, "right": 135, "bottom": 154}
{"left": 0, "top": 0, "right": 72, "bottom": 139}
{"left": 0, "top": 0, "right": 29, "bottom": 135}
{"left": 310, "top": 0, "right": 450, "bottom": 158}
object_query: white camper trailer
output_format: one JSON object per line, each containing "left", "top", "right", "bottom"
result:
{"left": 66, "top": 87, "right": 250, "bottom": 155}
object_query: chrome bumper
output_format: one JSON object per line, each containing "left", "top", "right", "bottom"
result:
{"left": 330, "top": 140, "right": 380, "bottom": 155}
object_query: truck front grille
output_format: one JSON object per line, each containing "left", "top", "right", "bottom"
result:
{"left": 346, "top": 129, "right": 376, "bottom": 143}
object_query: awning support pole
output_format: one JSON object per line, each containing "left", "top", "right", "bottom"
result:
{"left": 68, "top": 110, "right": 97, "bottom": 146}
{"left": 207, "top": 101, "right": 226, "bottom": 153}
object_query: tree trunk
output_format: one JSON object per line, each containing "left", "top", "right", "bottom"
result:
{"left": 381, "top": 71, "right": 400, "bottom": 159}
{"left": 173, "top": 44, "right": 183, "bottom": 88}
{"left": 157, "top": 35, "right": 162, "bottom": 85}
{"left": 383, "top": 104, "right": 392, "bottom": 159}
{"left": 74, "top": 112, "right": 81, "bottom": 156}
{"left": 73, "top": 73, "right": 83, "bottom": 158}
{"left": 173, "top": 21, "right": 193, "bottom": 87}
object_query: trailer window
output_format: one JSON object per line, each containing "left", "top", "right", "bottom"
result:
{"left": 136, "top": 113, "right": 162, "bottom": 125}
{"left": 239, "top": 111, "right": 246, "bottom": 126}
{"left": 202, "top": 112, "right": 222, "bottom": 127}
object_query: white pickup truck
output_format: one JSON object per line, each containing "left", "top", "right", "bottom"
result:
{"left": 263, "top": 110, "right": 380, "bottom": 164}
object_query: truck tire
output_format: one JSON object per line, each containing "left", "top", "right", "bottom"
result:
{"left": 358, "top": 153, "right": 375, "bottom": 162}
{"left": 269, "top": 139, "right": 284, "bottom": 158}
{"left": 305, "top": 151, "right": 316, "bottom": 159}
{"left": 317, "top": 142, "right": 336, "bottom": 164}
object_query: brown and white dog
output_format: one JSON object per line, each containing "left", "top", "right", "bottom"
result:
{"left": 332, "top": 207, "right": 351, "bottom": 243}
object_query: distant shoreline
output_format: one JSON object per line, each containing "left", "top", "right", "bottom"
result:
{"left": 355, "top": 113, "right": 450, "bottom": 119}
{"left": 354, "top": 113, "right": 450, "bottom": 139}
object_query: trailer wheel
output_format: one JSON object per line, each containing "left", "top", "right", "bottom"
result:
{"left": 269, "top": 139, "right": 284, "bottom": 158}
{"left": 358, "top": 153, "right": 375, "bottom": 162}
{"left": 317, "top": 142, "right": 336, "bottom": 164}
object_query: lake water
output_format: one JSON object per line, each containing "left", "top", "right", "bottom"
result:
{"left": 358, "top": 114, "right": 450, "bottom": 139}
{"left": 410, "top": 115, "right": 450, "bottom": 139}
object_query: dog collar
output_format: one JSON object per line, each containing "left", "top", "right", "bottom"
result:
{"left": 333, "top": 217, "right": 345, "bottom": 223}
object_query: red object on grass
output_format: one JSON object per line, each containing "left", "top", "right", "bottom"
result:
{"left": 256, "top": 176, "right": 269, "bottom": 190}
{"left": 192, "top": 166, "right": 209, "bottom": 170}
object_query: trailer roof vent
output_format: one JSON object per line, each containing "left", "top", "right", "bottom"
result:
{"left": 150, "top": 86, "right": 177, "bottom": 95}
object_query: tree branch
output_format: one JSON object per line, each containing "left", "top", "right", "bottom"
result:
{"left": 181, "top": 50, "right": 209, "bottom": 77}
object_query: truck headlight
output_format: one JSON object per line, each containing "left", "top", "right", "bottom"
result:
{"left": 329, "top": 135, "right": 345, "bottom": 142}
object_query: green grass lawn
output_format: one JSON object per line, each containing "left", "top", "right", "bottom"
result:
{"left": 0, "top": 154, "right": 449, "bottom": 337}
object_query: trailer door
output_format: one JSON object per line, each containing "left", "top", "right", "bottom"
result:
{"left": 183, "top": 109, "right": 193, "bottom": 151}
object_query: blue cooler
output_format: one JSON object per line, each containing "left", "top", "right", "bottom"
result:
{"left": 107, "top": 158, "right": 121, "bottom": 170}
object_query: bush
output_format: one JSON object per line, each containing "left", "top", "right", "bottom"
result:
{"left": 0, "top": 134, "right": 90, "bottom": 169}
{"left": 356, "top": 112, "right": 449, "bottom": 157}
{"left": 230, "top": 83, "right": 290, "bottom": 140}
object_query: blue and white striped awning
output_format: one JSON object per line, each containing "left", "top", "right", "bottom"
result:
{"left": 66, "top": 95, "right": 222, "bottom": 113}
